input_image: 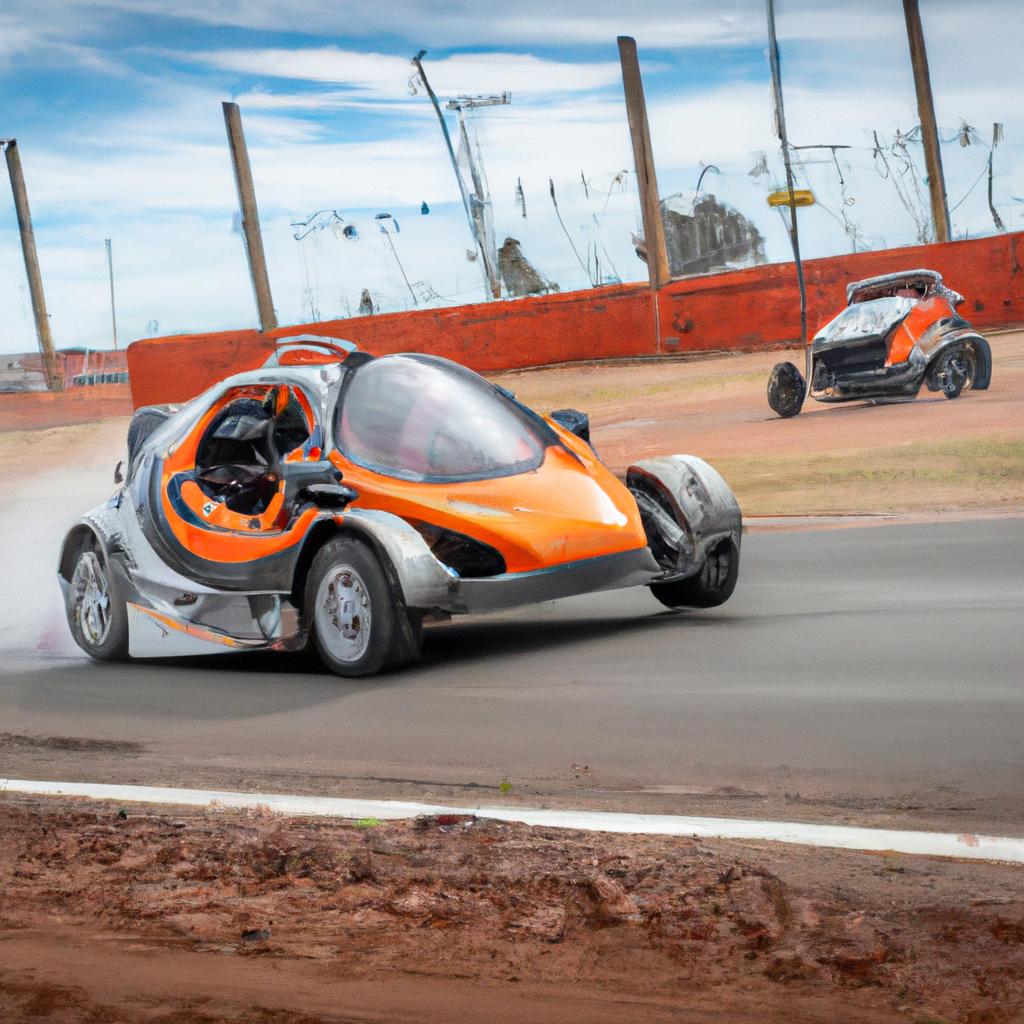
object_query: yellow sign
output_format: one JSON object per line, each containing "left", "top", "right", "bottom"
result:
{"left": 767, "top": 188, "right": 815, "bottom": 208}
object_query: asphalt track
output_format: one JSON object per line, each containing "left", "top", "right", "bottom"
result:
{"left": 2, "top": 519, "right": 1023, "bottom": 836}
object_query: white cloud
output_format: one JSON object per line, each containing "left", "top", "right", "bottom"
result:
{"left": 0, "top": 14, "right": 41, "bottom": 63}
{"left": 185, "top": 47, "right": 626, "bottom": 99}
{"left": 2, "top": 0, "right": 979, "bottom": 49}
{"left": 1, "top": 0, "right": 1020, "bottom": 355}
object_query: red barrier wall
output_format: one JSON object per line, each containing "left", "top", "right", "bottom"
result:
{"left": 128, "top": 231, "right": 1024, "bottom": 409}
{"left": 657, "top": 231, "right": 1024, "bottom": 351}
{"left": 128, "top": 283, "right": 653, "bottom": 407}
{"left": 0, "top": 383, "right": 134, "bottom": 431}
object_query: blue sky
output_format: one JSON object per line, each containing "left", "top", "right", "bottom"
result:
{"left": 1, "top": 0, "right": 1020, "bottom": 353}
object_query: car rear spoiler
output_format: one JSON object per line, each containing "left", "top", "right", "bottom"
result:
{"left": 845, "top": 269, "right": 944, "bottom": 304}
{"left": 263, "top": 335, "right": 360, "bottom": 367}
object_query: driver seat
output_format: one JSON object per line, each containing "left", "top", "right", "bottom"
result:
{"left": 195, "top": 399, "right": 283, "bottom": 516}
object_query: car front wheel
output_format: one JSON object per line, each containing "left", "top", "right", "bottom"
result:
{"left": 306, "top": 536, "right": 398, "bottom": 677}
{"left": 767, "top": 361, "right": 806, "bottom": 417}
{"left": 929, "top": 343, "right": 976, "bottom": 400}
{"left": 649, "top": 538, "right": 739, "bottom": 609}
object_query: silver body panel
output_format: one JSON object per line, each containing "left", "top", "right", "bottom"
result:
{"left": 58, "top": 346, "right": 743, "bottom": 661}
{"left": 61, "top": 492, "right": 670, "bottom": 658}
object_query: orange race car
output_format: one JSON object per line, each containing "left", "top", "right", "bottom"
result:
{"left": 59, "top": 338, "right": 742, "bottom": 677}
{"left": 767, "top": 269, "right": 992, "bottom": 417}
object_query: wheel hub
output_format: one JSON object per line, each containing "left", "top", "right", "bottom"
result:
{"left": 317, "top": 565, "right": 372, "bottom": 663}
{"left": 74, "top": 551, "right": 111, "bottom": 646}
{"left": 934, "top": 345, "right": 976, "bottom": 398}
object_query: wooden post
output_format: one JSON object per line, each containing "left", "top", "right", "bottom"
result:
{"left": 617, "top": 37, "right": 669, "bottom": 291}
{"left": 902, "top": 0, "right": 950, "bottom": 243}
{"left": 3, "top": 139, "right": 61, "bottom": 390}
{"left": 222, "top": 102, "right": 278, "bottom": 332}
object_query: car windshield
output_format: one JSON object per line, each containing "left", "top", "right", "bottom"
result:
{"left": 335, "top": 354, "right": 550, "bottom": 482}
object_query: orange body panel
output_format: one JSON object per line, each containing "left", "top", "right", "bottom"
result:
{"left": 159, "top": 382, "right": 323, "bottom": 564}
{"left": 884, "top": 296, "right": 955, "bottom": 366}
{"left": 331, "top": 427, "right": 647, "bottom": 574}
{"left": 162, "top": 491, "right": 322, "bottom": 564}
{"left": 156, "top": 371, "right": 646, "bottom": 576}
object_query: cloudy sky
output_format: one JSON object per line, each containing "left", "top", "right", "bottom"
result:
{"left": 1, "top": 0, "right": 1020, "bottom": 354}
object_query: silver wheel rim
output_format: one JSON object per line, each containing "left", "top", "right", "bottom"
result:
{"left": 73, "top": 551, "right": 111, "bottom": 647}
{"left": 315, "top": 563, "right": 372, "bottom": 663}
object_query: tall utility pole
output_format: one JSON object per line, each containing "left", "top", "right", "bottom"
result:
{"left": 2, "top": 138, "right": 61, "bottom": 390}
{"left": 765, "top": 0, "right": 809, "bottom": 372}
{"left": 617, "top": 37, "right": 670, "bottom": 293}
{"left": 902, "top": 0, "right": 950, "bottom": 243}
{"left": 411, "top": 51, "right": 502, "bottom": 299}
{"left": 222, "top": 102, "right": 278, "bottom": 332}
{"left": 445, "top": 93, "right": 509, "bottom": 300}
{"left": 105, "top": 238, "right": 119, "bottom": 351}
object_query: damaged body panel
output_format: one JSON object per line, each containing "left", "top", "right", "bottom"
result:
{"left": 60, "top": 339, "right": 743, "bottom": 678}
{"left": 767, "top": 269, "right": 992, "bottom": 417}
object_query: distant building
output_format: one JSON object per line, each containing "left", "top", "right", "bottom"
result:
{"left": 658, "top": 192, "right": 767, "bottom": 278}
{"left": 0, "top": 352, "right": 46, "bottom": 392}
{"left": 0, "top": 348, "right": 128, "bottom": 392}
{"left": 498, "top": 238, "right": 559, "bottom": 297}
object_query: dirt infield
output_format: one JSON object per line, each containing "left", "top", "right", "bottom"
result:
{"left": 2, "top": 796, "right": 1023, "bottom": 1023}
{"left": 494, "top": 328, "right": 1024, "bottom": 516}
{"left": 2, "top": 330, "right": 1021, "bottom": 517}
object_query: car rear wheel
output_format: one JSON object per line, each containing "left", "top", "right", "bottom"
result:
{"left": 649, "top": 538, "right": 739, "bottom": 609}
{"left": 767, "top": 361, "right": 806, "bottom": 417}
{"left": 66, "top": 544, "right": 129, "bottom": 661}
{"left": 306, "top": 536, "right": 397, "bottom": 677}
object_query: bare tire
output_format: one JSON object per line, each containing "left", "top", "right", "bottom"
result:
{"left": 929, "top": 343, "right": 975, "bottom": 400}
{"left": 971, "top": 336, "right": 993, "bottom": 390}
{"left": 306, "top": 536, "right": 397, "bottom": 677}
{"left": 649, "top": 538, "right": 739, "bottom": 609}
{"left": 66, "top": 544, "right": 129, "bottom": 661}
{"left": 767, "top": 362, "right": 805, "bottom": 418}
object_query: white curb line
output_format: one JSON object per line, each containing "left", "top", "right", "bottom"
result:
{"left": 3, "top": 778, "right": 1022, "bottom": 864}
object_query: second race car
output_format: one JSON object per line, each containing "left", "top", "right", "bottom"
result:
{"left": 768, "top": 269, "right": 992, "bottom": 417}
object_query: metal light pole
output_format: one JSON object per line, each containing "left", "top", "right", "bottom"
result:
{"left": 445, "top": 93, "right": 509, "bottom": 300}
{"left": 105, "top": 238, "right": 119, "bottom": 350}
{"left": 765, "top": 0, "right": 809, "bottom": 379}
{"left": 2, "top": 138, "right": 61, "bottom": 390}
{"left": 374, "top": 214, "right": 418, "bottom": 308}
{"left": 411, "top": 50, "right": 504, "bottom": 300}
{"left": 222, "top": 102, "right": 278, "bottom": 332}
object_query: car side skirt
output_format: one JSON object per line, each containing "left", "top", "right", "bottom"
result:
{"left": 453, "top": 547, "right": 661, "bottom": 614}
{"left": 126, "top": 601, "right": 305, "bottom": 659}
